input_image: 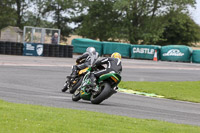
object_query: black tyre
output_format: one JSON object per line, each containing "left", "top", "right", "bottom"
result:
{"left": 61, "top": 82, "right": 69, "bottom": 92}
{"left": 72, "top": 89, "right": 81, "bottom": 101}
{"left": 91, "top": 82, "right": 112, "bottom": 104}
{"left": 69, "top": 76, "right": 84, "bottom": 94}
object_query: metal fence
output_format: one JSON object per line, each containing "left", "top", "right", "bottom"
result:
{"left": 23, "top": 26, "right": 61, "bottom": 44}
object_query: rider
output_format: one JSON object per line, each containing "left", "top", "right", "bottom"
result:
{"left": 89, "top": 52, "right": 122, "bottom": 88}
{"left": 69, "top": 47, "right": 98, "bottom": 79}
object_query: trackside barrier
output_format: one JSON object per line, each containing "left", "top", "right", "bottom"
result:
{"left": 192, "top": 50, "right": 200, "bottom": 63}
{"left": 0, "top": 41, "right": 23, "bottom": 55}
{"left": 130, "top": 45, "right": 161, "bottom": 60}
{"left": 23, "top": 43, "right": 73, "bottom": 58}
{"left": 2, "top": 39, "right": 197, "bottom": 62}
{"left": 161, "top": 45, "right": 192, "bottom": 62}
{"left": 72, "top": 38, "right": 103, "bottom": 56}
{"left": 72, "top": 38, "right": 200, "bottom": 64}
{"left": 102, "top": 42, "right": 131, "bottom": 58}
{"left": 0, "top": 41, "right": 73, "bottom": 58}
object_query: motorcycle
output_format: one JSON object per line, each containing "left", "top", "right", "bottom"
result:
{"left": 61, "top": 66, "right": 89, "bottom": 94}
{"left": 62, "top": 52, "right": 99, "bottom": 94}
{"left": 72, "top": 60, "right": 121, "bottom": 104}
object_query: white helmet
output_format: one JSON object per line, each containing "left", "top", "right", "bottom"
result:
{"left": 86, "top": 47, "right": 96, "bottom": 55}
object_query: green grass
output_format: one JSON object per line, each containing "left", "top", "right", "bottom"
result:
{"left": 119, "top": 81, "right": 200, "bottom": 103}
{"left": 0, "top": 100, "right": 200, "bottom": 133}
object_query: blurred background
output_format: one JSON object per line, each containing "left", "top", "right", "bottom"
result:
{"left": 0, "top": 0, "right": 200, "bottom": 46}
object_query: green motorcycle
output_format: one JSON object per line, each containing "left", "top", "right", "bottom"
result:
{"left": 72, "top": 67, "right": 121, "bottom": 104}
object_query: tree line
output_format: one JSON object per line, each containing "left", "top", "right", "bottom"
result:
{"left": 0, "top": 0, "right": 200, "bottom": 45}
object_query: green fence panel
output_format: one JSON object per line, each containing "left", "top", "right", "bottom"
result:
{"left": 130, "top": 45, "right": 161, "bottom": 60}
{"left": 161, "top": 45, "right": 192, "bottom": 62}
{"left": 102, "top": 42, "right": 131, "bottom": 57}
{"left": 72, "top": 38, "right": 103, "bottom": 55}
{"left": 192, "top": 50, "right": 200, "bottom": 63}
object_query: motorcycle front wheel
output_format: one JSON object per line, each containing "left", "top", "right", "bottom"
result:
{"left": 69, "top": 76, "right": 84, "bottom": 94}
{"left": 90, "top": 82, "right": 112, "bottom": 104}
{"left": 61, "top": 82, "right": 69, "bottom": 92}
{"left": 72, "top": 89, "right": 81, "bottom": 101}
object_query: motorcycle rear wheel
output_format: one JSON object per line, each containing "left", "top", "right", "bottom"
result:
{"left": 91, "top": 82, "right": 112, "bottom": 104}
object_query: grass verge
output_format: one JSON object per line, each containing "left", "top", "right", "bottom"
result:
{"left": 0, "top": 100, "right": 200, "bottom": 133}
{"left": 119, "top": 81, "right": 200, "bottom": 103}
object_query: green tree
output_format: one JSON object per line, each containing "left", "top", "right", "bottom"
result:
{"left": 0, "top": 0, "right": 46, "bottom": 29}
{"left": 0, "top": 0, "right": 16, "bottom": 30}
{"left": 32, "top": 0, "right": 47, "bottom": 27}
{"left": 160, "top": 12, "right": 200, "bottom": 45}
{"left": 113, "top": 0, "right": 196, "bottom": 44}
{"left": 77, "top": 0, "right": 121, "bottom": 41}
{"left": 42, "top": 0, "right": 76, "bottom": 37}
{"left": 23, "top": 11, "right": 54, "bottom": 28}
{"left": 14, "top": 0, "right": 34, "bottom": 28}
{"left": 22, "top": 0, "right": 54, "bottom": 28}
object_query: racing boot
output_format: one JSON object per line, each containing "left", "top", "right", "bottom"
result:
{"left": 69, "top": 65, "right": 78, "bottom": 80}
{"left": 62, "top": 76, "right": 71, "bottom": 92}
{"left": 86, "top": 73, "right": 96, "bottom": 92}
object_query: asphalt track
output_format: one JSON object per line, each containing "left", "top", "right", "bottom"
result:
{"left": 0, "top": 55, "right": 200, "bottom": 126}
